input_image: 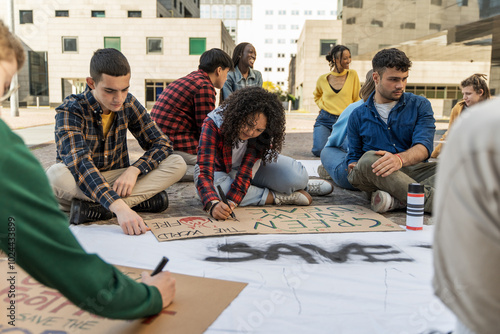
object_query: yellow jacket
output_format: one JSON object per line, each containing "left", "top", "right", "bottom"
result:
{"left": 313, "top": 69, "right": 361, "bottom": 116}
{"left": 431, "top": 101, "right": 466, "bottom": 158}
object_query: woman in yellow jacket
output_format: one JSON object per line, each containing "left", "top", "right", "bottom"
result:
{"left": 431, "top": 73, "right": 491, "bottom": 158}
{"left": 312, "top": 45, "right": 360, "bottom": 157}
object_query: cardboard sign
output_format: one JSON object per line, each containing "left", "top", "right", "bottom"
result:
{"left": 147, "top": 205, "right": 403, "bottom": 242}
{"left": 0, "top": 261, "right": 247, "bottom": 334}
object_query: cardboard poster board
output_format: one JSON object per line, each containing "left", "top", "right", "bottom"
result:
{"left": 0, "top": 261, "right": 247, "bottom": 334}
{"left": 147, "top": 205, "right": 403, "bottom": 242}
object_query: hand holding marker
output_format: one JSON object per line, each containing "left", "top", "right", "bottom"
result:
{"left": 217, "top": 185, "right": 239, "bottom": 221}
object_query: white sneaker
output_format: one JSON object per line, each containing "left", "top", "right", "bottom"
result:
{"left": 371, "top": 190, "right": 405, "bottom": 213}
{"left": 273, "top": 190, "right": 312, "bottom": 206}
{"left": 306, "top": 179, "right": 334, "bottom": 196}
{"left": 317, "top": 164, "right": 332, "bottom": 180}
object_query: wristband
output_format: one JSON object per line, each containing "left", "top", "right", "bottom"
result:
{"left": 395, "top": 154, "right": 403, "bottom": 168}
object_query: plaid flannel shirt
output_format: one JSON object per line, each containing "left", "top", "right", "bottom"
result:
{"left": 55, "top": 86, "right": 173, "bottom": 210}
{"left": 151, "top": 70, "right": 216, "bottom": 155}
{"left": 196, "top": 114, "right": 259, "bottom": 208}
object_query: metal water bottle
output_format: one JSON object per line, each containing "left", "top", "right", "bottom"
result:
{"left": 406, "top": 183, "right": 425, "bottom": 231}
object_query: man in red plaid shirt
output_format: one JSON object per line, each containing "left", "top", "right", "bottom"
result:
{"left": 151, "top": 48, "right": 233, "bottom": 181}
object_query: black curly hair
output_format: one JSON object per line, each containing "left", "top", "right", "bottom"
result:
{"left": 372, "top": 48, "right": 412, "bottom": 77}
{"left": 216, "top": 86, "right": 286, "bottom": 164}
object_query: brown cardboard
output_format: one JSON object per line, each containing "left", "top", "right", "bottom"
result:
{"left": 148, "top": 205, "right": 403, "bottom": 242}
{"left": 0, "top": 262, "right": 247, "bottom": 333}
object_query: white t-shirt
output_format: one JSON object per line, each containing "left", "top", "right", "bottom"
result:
{"left": 232, "top": 140, "right": 261, "bottom": 177}
{"left": 374, "top": 101, "right": 397, "bottom": 124}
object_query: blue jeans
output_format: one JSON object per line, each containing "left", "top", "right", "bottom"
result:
{"left": 312, "top": 109, "right": 339, "bottom": 157}
{"left": 194, "top": 155, "right": 309, "bottom": 206}
{"left": 320, "top": 143, "right": 357, "bottom": 191}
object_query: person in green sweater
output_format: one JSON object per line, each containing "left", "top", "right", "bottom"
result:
{"left": 312, "top": 45, "right": 360, "bottom": 157}
{"left": 0, "top": 20, "right": 175, "bottom": 319}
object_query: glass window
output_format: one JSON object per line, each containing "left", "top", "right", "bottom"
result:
{"left": 400, "top": 22, "right": 416, "bottom": 29}
{"left": 189, "top": 37, "right": 206, "bottom": 55}
{"left": 345, "top": 0, "right": 363, "bottom": 8}
{"left": 318, "top": 10, "right": 326, "bottom": 15}
{"left": 265, "top": 24, "right": 273, "bottom": 30}
{"left": 291, "top": 25, "right": 299, "bottom": 30}
{"left": 457, "top": 0, "right": 468, "bottom": 6}
{"left": 291, "top": 10, "right": 299, "bottom": 15}
{"left": 278, "top": 39, "right": 286, "bottom": 44}
{"left": 278, "top": 24, "right": 286, "bottom": 30}
{"left": 320, "top": 39, "right": 336, "bottom": 56}
{"left": 212, "top": 5, "right": 223, "bottom": 18}
{"left": 346, "top": 17, "right": 356, "bottom": 25}
{"left": 28, "top": 51, "right": 48, "bottom": 96}
{"left": 304, "top": 10, "right": 312, "bottom": 15}
{"left": 265, "top": 10, "right": 273, "bottom": 15}
{"left": 225, "top": 5, "right": 236, "bottom": 18}
{"left": 104, "top": 37, "right": 121, "bottom": 51}
{"left": 147, "top": 37, "right": 163, "bottom": 54}
{"left": 429, "top": 23, "right": 441, "bottom": 30}
{"left": 92, "top": 10, "right": 105, "bottom": 18}
{"left": 62, "top": 37, "right": 78, "bottom": 53}
{"left": 278, "top": 10, "right": 286, "bottom": 15}
{"left": 20, "top": 10, "right": 33, "bottom": 24}
{"left": 128, "top": 11, "right": 142, "bottom": 17}
{"left": 265, "top": 38, "right": 273, "bottom": 44}
{"left": 431, "top": 0, "right": 443, "bottom": 5}
{"left": 200, "top": 5, "right": 210, "bottom": 18}
{"left": 55, "top": 10, "right": 69, "bottom": 17}
{"left": 265, "top": 53, "right": 272, "bottom": 58}
{"left": 239, "top": 5, "right": 251, "bottom": 19}
{"left": 264, "top": 67, "right": 272, "bottom": 72}
{"left": 371, "top": 19, "right": 383, "bottom": 27}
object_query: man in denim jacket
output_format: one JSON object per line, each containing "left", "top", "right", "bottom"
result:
{"left": 347, "top": 48, "right": 436, "bottom": 213}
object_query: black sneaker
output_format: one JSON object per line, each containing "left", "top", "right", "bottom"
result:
{"left": 69, "top": 199, "right": 113, "bottom": 225}
{"left": 132, "top": 191, "right": 169, "bottom": 213}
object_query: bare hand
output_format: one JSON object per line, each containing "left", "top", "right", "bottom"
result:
{"left": 113, "top": 166, "right": 141, "bottom": 197}
{"left": 348, "top": 162, "right": 357, "bottom": 173}
{"left": 371, "top": 150, "right": 401, "bottom": 177}
{"left": 109, "top": 199, "right": 150, "bottom": 235}
{"left": 211, "top": 201, "right": 235, "bottom": 220}
{"left": 141, "top": 271, "right": 176, "bottom": 308}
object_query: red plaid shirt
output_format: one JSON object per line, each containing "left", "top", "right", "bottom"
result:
{"left": 196, "top": 113, "right": 260, "bottom": 208}
{"left": 151, "top": 70, "right": 216, "bottom": 155}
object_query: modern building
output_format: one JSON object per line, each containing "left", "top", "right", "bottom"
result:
{"left": 199, "top": 0, "right": 253, "bottom": 42}
{"left": 237, "top": 0, "right": 337, "bottom": 92}
{"left": 1, "top": 0, "right": 234, "bottom": 108}
{"left": 294, "top": 20, "right": 491, "bottom": 118}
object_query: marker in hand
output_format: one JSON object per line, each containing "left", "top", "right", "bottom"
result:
{"left": 216, "top": 185, "right": 239, "bottom": 221}
{"left": 151, "top": 256, "right": 169, "bottom": 276}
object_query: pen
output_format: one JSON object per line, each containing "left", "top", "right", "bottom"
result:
{"left": 216, "top": 185, "right": 239, "bottom": 221}
{"left": 151, "top": 256, "right": 169, "bottom": 276}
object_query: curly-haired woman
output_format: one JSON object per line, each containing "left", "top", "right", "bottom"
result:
{"left": 312, "top": 45, "right": 360, "bottom": 157}
{"left": 195, "top": 86, "right": 333, "bottom": 220}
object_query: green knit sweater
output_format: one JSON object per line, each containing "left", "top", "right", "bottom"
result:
{"left": 0, "top": 119, "right": 162, "bottom": 319}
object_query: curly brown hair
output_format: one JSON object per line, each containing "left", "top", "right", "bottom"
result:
{"left": 0, "top": 20, "right": 25, "bottom": 69}
{"left": 461, "top": 73, "right": 490, "bottom": 101}
{"left": 217, "top": 86, "right": 286, "bottom": 164}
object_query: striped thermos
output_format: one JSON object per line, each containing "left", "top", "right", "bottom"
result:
{"left": 406, "top": 183, "right": 424, "bottom": 231}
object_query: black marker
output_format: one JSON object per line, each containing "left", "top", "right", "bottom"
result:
{"left": 216, "top": 185, "right": 239, "bottom": 221}
{"left": 151, "top": 256, "right": 169, "bottom": 276}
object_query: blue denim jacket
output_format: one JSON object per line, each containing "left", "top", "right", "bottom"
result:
{"left": 346, "top": 92, "right": 435, "bottom": 165}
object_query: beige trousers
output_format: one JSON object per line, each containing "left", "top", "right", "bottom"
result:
{"left": 173, "top": 150, "right": 197, "bottom": 182}
{"left": 46, "top": 154, "right": 186, "bottom": 212}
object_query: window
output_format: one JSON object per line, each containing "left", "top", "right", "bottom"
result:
{"left": 320, "top": 39, "right": 336, "bottom": 56}
{"left": 431, "top": 0, "right": 442, "bottom": 5}
{"left": 290, "top": 39, "right": 297, "bottom": 44}
{"left": 318, "top": 10, "right": 325, "bottom": 15}
{"left": 225, "top": 5, "right": 236, "bottom": 18}
{"left": 212, "top": 5, "right": 223, "bottom": 18}
{"left": 92, "top": 10, "right": 105, "bottom": 17}
{"left": 62, "top": 37, "right": 78, "bottom": 53}
{"left": 265, "top": 10, "right": 273, "bottom": 15}
{"left": 28, "top": 51, "right": 48, "bottom": 96}
{"left": 304, "top": 10, "right": 312, "bottom": 15}
{"left": 264, "top": 67, "right": 272, "bottom": 72}
{"left": 278, "top": 10, "right": 286, "bottom": 15}
{"left": 128, "top": 11, "right": 142, "bottom": 17}
{"left": 291, "top": 10, "right": 299, "bottom": 15}
{"left": 265, "top": 24, "right": 273, "bottom": 29}
{"left": 174, "top": 0, "right": 177, "bottom": 8}
{"left": 457, "top": 0, "right": 468, "bottom": 6}
{"left": 429, "top": 23, "right": 441, "bottom": 30}
{"left": 345, "top": 0, "right": 363, "bottom": 8}
{"left": 277, "top": 67, "right": 285, "bottom": 72}
{"left": 264, "top": 53, "right": 272, "bottom": 58}
{"left": 291, "top": 24, "right": 299, "bottom": 29}
{"left": 189, "top": 37, "right": 206, "bottom": 55}
{"left": 400, "top": 22, "right": 416, "bottom": 29}
{"left": 20, "top": 10, "right": 33, "bottom": 24}
{"left": 147, "top": 37, "right": 163, "bottom": 54}
{"left": 371, "top": 19, "right": 383, "bottom": 27}
{"left": 277, "top": 81, "right": 284, "bottom": 86}
{"left": 55, "top": 10, "right": 69, "bottom": 17}
{"left": 104, "top": 37, "right": 121, "bottom": 51}
{"left": 278, "top": 24, "right": 286, "bottom": 29}
{"left": 200, "top": 5, "right": 210, "bottom": 18}
{"left": 265, "top": 38, "right": 273, "bottom": 44}
{"left": 405, "top": 85, "right": 462, "bottom": 100}
{"left": 278, "top": 39, "right": 286, "bottom": 44}
{"left": 346, "top": 17, "right": 356, "bottom": 24}
{"left": 180, "top": 2, "right": 183, "bottom": 15}
{"left": 239, "top": 5, "right": 251, "bottom": 19}
{"left": 278, "top": 53, "right": 285, "bottom": 58}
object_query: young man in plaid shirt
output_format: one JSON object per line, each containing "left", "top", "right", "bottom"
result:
{"left": 151, "top": 48, "right": 233, "bottom": 181}
{"left": 46, "top": 49, "right": 186, "bottom": 235}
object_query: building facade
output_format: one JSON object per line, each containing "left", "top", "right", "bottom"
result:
{"left": 199, "top": 0, "right": 253, "bottom": 42}
{"left": 1, "top": 0, "right": 234, "bottom": 108}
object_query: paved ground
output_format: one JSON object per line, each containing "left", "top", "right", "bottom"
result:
{"left": 5, "top": 107, "right": 447, "bottom": 227}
